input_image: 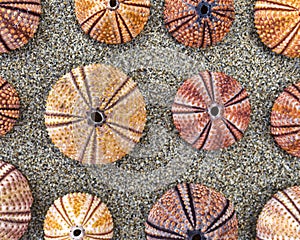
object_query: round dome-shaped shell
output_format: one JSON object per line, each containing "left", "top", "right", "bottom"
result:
{"left": 75, "top": 0, "right": 150, "bottom": 44}
{"left": 0, "top": 77, "right": 20, "bottom": 136}
{"left": 145, "top": 183, "right": 238, "bottom": 239}
{"left": 0, "top": 0, "right": 41, "bottom": 53}
{"left": 44, "top": 192, "right": 113, "bottom": 240}
{"left": 256, "top": 186, "right": 300, "bottom": 239}
{"left": 172, "top": 71, "right": 251, "bottom": 151}
{"left": 164, "top": 0, "right": 235, "bottom": 48}
{"left": 254, "top": 0, "right": 300, "bottom": 58}
{"left": 0, "top": 160, "right": 33, "bottom": 240}
{"left": 271, "top": 82, "right": 300, "bottom": 157}
{"left": 45, "top": 63, "right": 146, "bottom": 164}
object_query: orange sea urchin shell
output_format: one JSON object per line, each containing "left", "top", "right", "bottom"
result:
{"left": 44, "top": 192, "right": 113, "bottom": 240}
{"left": 145, "top": 183, "right": 238, "bottom": 239}
{"left": 164, "top": 0, "right": 235, "bottom": 48}
{"left": 74, "top": 0, "right": 151, "bottom": 44}
{"left": 0, "top": 0, "right": 41, "bottom": 53}
{"left": 271, "top": 82, "right": 300, "bottom": 157}
{"left": 0, "top": 77, "right": 20, "bottom": 136}
{"left": 0, "top": 160, "right": 33, "bottom": 240}
{"left": 45, "top": 63, "right": 146, "bottom": 164}
{"left": 172, "top": 71, "right": 251, "bottom": 151}
{"left": 254, "top": 0, "right": 300, "bottom": 58}
{"left": 256, "top": 186, "right": 300, "bottom": 239}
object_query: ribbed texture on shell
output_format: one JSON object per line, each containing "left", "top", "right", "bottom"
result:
{"left": 0, "top": 77, "right": 20, "bottom": 136}
{"left": 45, "top": 63, "right": 146, "bottom": 164}
{"left": 256, "top": 186, "right": 300, "bottom": 239}
{"left": 145, "top": 183, "right": 238, "bottom": 239}
{"left": 44, "top": 192, "right": 113, "bottom": 240}
{"left": 164, "top": 0, "right": 235, "bottom": 48}
{"left": 75, "top": 0, "right": 150, "bottom": 44}
{"left": 0, "top": 0, "right": 41, "bottom": 53}
{"left": 0, "top": 160, "right": 33, "bottom": 240}
{"left": 271, "top": 82, "right": 300, "bottom": 157}
{"left": 254, "top": 0, "right": 300, "bottom": 58}
{"left": 172, "top": 71, "right": 251, "bottom": 151}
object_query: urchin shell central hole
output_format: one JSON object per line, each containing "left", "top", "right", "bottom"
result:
{"left": 109, "top": 0, "right": 118, "bottom": 8}
{"left": 91, "top": 111, "right": 104, "bottom": 123}
{"left": 200, "top": 5, "right": 209, "bottom": 14}
{"left": 210, "top": 106, "right": 220, "bottom": 116}
{"left": 73, "top": 229, "right": 82, "bottom": 237}
{"left": 70, "top": 226, "right": 85, "bottom": 239}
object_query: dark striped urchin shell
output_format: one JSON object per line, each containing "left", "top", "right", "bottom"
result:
{"left": 44, "top": 192, "right": 113, "bottom": 240}
{"left": 0, "top": 77, "right": 20, "bottom": 136}
{"left": 172, "top": 71, "right": 250, "bottom": 151}
{"left": 254, "top": 0, "right": 300, "bottom": 58}
{"left": 256, "top": 186, "right": 300, "bottom": 239}
{"left": 271, "top": 82, "right": 300, "bottom": 157}
{"left": 0, "top": 160, "right": 33, "bottom": 240}
{"left": 45, "top": 63, "right": 146, "bottom": 164}
{"left": 75, "top": 0, "right": 150, "bottom": 44}
{"left": 164, "top": 0, "right": 235, "bottom": 48}
{"left": 145, "top": 183, "right": 238, "bottom": 239}
{"left": 0, "top": 0, "right": 41, "bottom": 53}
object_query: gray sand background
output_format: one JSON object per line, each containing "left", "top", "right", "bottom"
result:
{"left": 0, "top": 0, "right": 299, "bottom": 239}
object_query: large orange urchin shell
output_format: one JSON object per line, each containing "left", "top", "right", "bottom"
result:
{"left": 164, "top": 0, "right": 235, "bottom": 48}
{"left": 44, "top": 192, "right": 113, "bottom": 240}
{"left": 45, "top": 63, "right": 146, "bottom": 164}
{"left": 172, "top": 71, "right": 251, "bottom": 151}
{"left": 0, "top": 0, "right": 41, "bottom": 53}
{"left": 0, "top": 160, "right": 33, "bottom": 240}
{"left": 145, "top": 183, "right": 238, "bottom": 239}
{"left": 0, "top": 77, "right": 20, "bottom": 136}
{"left": 256, "top": 186, "right": 300, "bottom": 239}
{"left": 271, "top": 82, "right": 300, "bottom": 157}
{"left": 75, "top": 0, "right": 151, "bottom": 44}
{"left": 254, "top": 0, "right": 300, "bottom": 58}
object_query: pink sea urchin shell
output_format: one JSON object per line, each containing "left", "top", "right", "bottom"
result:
{"left": 172, "top": 71, "right": 251, "bottom": 150}
{"left": 0, "top": 160, "right": 33, "bottom": 240}
{"left": 145, "top": 183, "right": 238, "bottom": 239}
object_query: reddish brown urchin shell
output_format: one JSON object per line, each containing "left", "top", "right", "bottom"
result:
{"left": 0, "top": 77, "right": 20, "bottom": 136}
{"left": 256, "top": 186, "right": 300, "bottom": 239}
{"left": 44, "top": 192, "right": 113, "bottom": 240}
{"left": 164, "top": 0, "right": 235, "bottom": 48}
{"left": 0, "top": 0, "right": 41, "bottom": 53}
{"left": 45, "top": 63, "right": 146, "bottom": 164}
{"left": 172, "top": 71, "right": 251, "bottom": 151}
{"left": 74, "top": 0, "right": 151, "bottom": 44}
{"left": 0, "top": 160, "right": 33, "bottom": 240}
{"left": 145, "top": 183, "right": 238, "bottom": 239}
{"left": 254, "top": 0, "right": 300, "bottom": 58}
{"left": 271, "top": 82, "right": 300, "bottom": 157}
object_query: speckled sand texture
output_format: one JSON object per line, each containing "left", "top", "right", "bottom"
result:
{"left": 0, "top": 0, "right": 299, "bottom": 239}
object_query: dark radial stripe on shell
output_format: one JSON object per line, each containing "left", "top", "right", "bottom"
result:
{"left": 164, "top": 0, "right": 235, "bottom": 48}
{"left": 75, "top": 0, "right": 150, "bottom": 44}
{"left": 172, "top": 71, "right": 251, "bottom": 151}
{"left": 145, "top": 183, "right": 238, "bottom": 239}
{"left": 45, "top": 63, "right": 146, "bottom": 165}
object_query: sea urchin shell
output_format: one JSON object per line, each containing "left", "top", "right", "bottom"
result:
{"left": 45, "top": 63, "right": 146, "bottom": 164}
{"left": 172, "top": 71, "right": 251, "bottom": 151}
{"left": 271, "top": 82, "right": 300, "bottom": 157}
{"left": 254, "top": 0, "right": 300, "bottom": 58}
{"left": 145, "top": 183, "right": 238, "bottom": 239}
{"left": 44, "top": 192, "right": 113, "bottom": 240}
{"left": 0, "top": 160, "right": 33, "bottom": 240}
{"left": 0, "top": 77, "right": 20, "bottom": 136}
{"left": 164, "top": 0, "right": 235, "bottom": 48}
{"left": 256, "top": 186, "right": 300, "bottom": 239}
{"left": 0, "top": 0, "right": 41, "bottom": 53}
{"left": 75, "top": 0, "right": 151, "bottom": 44}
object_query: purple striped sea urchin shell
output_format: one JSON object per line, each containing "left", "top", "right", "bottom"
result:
{"left": 172, "top": 71, "right": 251, "bottom": 151}
{"left": 0, "top": 160, "right": 33, "bottom": 240}
{"left": 145, "top": 183, "right": 238, "bottom": 239}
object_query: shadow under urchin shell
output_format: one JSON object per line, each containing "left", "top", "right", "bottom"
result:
{"left": 164, "top": 0, "right": 235, "bottom": 48}
{"left": 145, "top": 183, "right": 238, "bottom": 239}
